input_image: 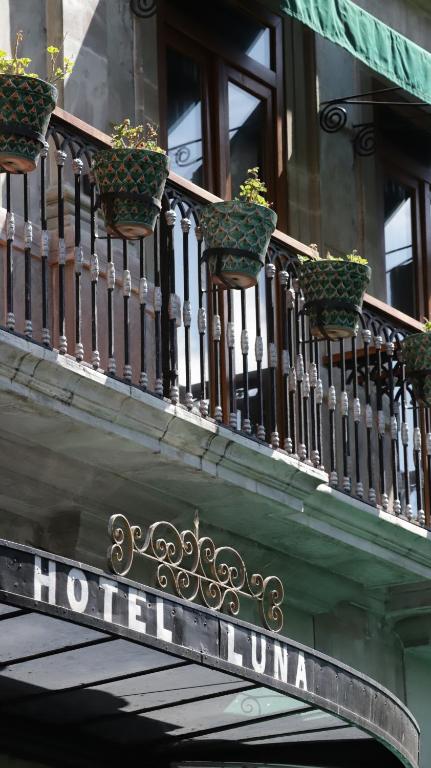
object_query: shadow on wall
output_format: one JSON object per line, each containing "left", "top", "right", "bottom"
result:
{"left": 8, "top": 0, "right": 135, "bottom": 133}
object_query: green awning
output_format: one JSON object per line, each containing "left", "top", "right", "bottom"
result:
{"left": 280, "top": 0, "right": 431, "bottom": 105}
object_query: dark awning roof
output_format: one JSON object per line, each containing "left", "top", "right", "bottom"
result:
{"left": 0, "top": 539, "right": 419, "bottom": 768}
{"left": 280, "top": 0, "right": 431, "bottom": 105}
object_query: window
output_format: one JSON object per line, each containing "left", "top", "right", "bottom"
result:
{"left": 159, "top": 0, "right": 285, "bottom": 421}
{"left": 383, "top": 177, "right": 417, "bottom": 317}
{"left": 160, "top": 0, "right": 285, "bottom": 227}
{"left": 375, "top": 104, "right": 431, "bottom": 320}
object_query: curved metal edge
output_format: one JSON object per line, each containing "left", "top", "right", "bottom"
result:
{"left": 0, "top": 537, "right": 419, "bottom": 768}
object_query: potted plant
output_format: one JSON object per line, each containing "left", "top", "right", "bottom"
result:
{"left": 92, "top": 119, "right": 169, "bottom": 239}
{"left": 0, "top": 32, "right": 73, "bottom": 173}
{"left": 200, "top": 167, "right": 277, "bottom": 289}
{"left": 298, "top": 248, "right": 371, "bottom": 340}
{"left": 402, "top": 319, "right": 431, "bottom": 406}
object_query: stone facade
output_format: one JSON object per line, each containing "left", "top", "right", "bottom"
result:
{"left": 0, "top": 1, "right": 431, "bottom": 766}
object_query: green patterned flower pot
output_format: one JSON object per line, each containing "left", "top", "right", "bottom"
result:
{"left": 0, "top": 75, "right": 57, "bottom": 173}
{"left": 92, "top": 148, "right": 169, "bottom": 239}
{"left": 200, "top": 200, "right": 277, "bottom": 289}
{"left": 298, "top": 260, "right": 371, "bottom": 340}
{"left": 402, "top": 332, "right": 431, "bottom": 406}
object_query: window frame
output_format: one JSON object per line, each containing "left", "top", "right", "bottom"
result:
{"left": 158, "top": 0, "right": 286, "bottom": 229}
{"left": 379, "top": 151, "right": 427, "bottom": 321}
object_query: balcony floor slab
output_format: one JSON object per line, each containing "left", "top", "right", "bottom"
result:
{"left": 0, "top": 329, "right": 431, "bottom": 619}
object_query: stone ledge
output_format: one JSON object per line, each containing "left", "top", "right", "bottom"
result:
{"left": 1, "top": 329, "right": 431, "bottom": 588}
{"left": 0, "top": 330, "right": 327, "bottom": 497}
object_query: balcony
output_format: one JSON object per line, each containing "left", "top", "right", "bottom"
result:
{"left": 0, "top": 107, "right": 430, "bottom": 531}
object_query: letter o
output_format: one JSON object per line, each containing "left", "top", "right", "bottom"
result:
{"left": 67, "top": 568, "right": 89, "bottom": 613}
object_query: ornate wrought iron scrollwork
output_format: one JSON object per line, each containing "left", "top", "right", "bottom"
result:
{"left": 130, "top": 0, "right": 157, "bottom": 18}
{"left": 319, "top": 103, "right": 348, "bottom": 133}
{"left": 353, "top": 123, "right": 376, "bottom": 157}
{"left": 107, "top": 511, "right": 284, "bottom": 632}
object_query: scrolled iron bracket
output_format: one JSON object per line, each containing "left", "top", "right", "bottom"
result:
{"left": 130, "top": 0, "right": 157, "bottom": 18}
{"left": 319, "top": 103, "right": 348, "bottom": 133}
{"left": 107, "top": 510, "right": 284, "bottom": 632}
{"left": 353, "top": 122, "right": 375, "bottom": 156}
{"left": 319, "top": 102, "right": 376, "bottom": 157}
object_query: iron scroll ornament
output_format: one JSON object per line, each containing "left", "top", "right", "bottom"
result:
{"left": 130, "top": 0, "right": 157, "bottom": 18}
{"left": 107, "top": 512, "right": 284, "bottom": 632}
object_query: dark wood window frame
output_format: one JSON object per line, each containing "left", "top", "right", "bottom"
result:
{"left": 372, "top": 89, "right": 431, "bottom": 320}
{"left": 157, "top": 0, "right": 287, "bottom": 230}
{"left": 378, "top": 145, "right": 430, "bottom": 321}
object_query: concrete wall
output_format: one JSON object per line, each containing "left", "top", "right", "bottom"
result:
{"left": 3, "top": 0, "right": 158, "bottom": 134}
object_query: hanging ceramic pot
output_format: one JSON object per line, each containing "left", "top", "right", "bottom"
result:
{"left": 0, "top": 74, "right": 57, "bottom": 172}
{"left": 92, "top": 147, "right": 170, "bottom": 239}
{"left": 298, "top": 259, "right": 371, "bottom": 340}
{"left": 402, "top": 331, "right": 431, "bottom": 406}
{"left": 200, "top": 200, "right": 277, "bottom": 289}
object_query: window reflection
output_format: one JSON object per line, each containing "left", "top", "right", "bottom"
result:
{"left": 166, "top": 0, "right": 272, "bottom": 69}
{"left": 246, "top": 27, "right": 271, "bottom": 68}
{"left": 384, "top": 179, "right": 416, "bottom": 316}
{"left": 228, "top": 82, "right": 264, "bottom": 198}
{"left": 167, "top": 48, "right": 204, "bottom": 186}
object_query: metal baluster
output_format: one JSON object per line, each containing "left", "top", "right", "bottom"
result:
{"left": 212, "top": 285, "right": 222, "bottom": 423}
{"left": 241, "top": 289, "right": 251, "bottom": 434}
{"left": 412, "top": 404, "right": 425, "bottom": 526}
{"left": 139, "top": 238, "right": 147, "bottom": 388}
{"left": 287, "top": 276, "right": 297, "bottom": 456}
{"left": 351, "top": 334, "right": 363, "bottom": 497}
{"left": 227, "top": 291, "right": 236, "bottom": 429}
{"left": 56, "top": 149, "right": 67, "bottom": 354}
{"left": 386, "top": 340, "right": 400, "bottom": 515}
{"left": 90, "top": 176, "right": 100, "bottom": 369}
{"left": 315, "top": 338, "right": 323, "bottom": 469}
{"left": 425, "top": 409, "right": 431, "bottom": 528}
{"left": 300, "top": 298, "right": 310, "bottom": 462}
{"left": 166, "top": 208, "right": 178, "bottom": 404}
{"left": 196, "top": 225, "right": 208, "bottom": 417}
{"left": 107, "top": 235, "right": 116, "bottom": 375}
{"left": 266, "top": 263, "right": 279, "bottom": 448}
{"left": 362, "top": 328, "right": 375, "bottom": 504}
{"left": 154, "top": 220, "right": 163, "bottom": 397}
{"left": 23, "top": 174, "right": 32, "bottom": 338}
{"left": 339, "top": 339, "right": 351, "bottom": 493}
{"left": 40, "top": 147, "right": 50, "bottom": 346}
{"left": 374, "top": 334, "right": 388, "bottom": 510}
{"left": 327, "top": 339, "right": 338, "bottom": 487}
{"left": 309, "top": 327, "right": 319, "bottom": 468}
{"left": 122, "top": 240, "right": 131, "bottom": 382}
{"left": 399, "top": 362, "right": 412, "bottom": 520}
{"left": 254, "top": 282, "right": 265, "bottom": 441}
{"left": 181, "top": 215, "right": 193, "bottom": 409}
{"left": 279, "top": 270, "right": 290, "bottom": 451}
{"left": 295, "top": 282, "right": 305, "bottom": 460}
{"left": 5, "top": 174, "right": 14, "bottom": 331}
{"left": 72, "top": 158, "right": 83, "bottom": 361}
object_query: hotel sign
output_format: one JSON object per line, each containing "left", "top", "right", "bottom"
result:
{"left": 0, "top": 540, "right": 420, "bottom": 768}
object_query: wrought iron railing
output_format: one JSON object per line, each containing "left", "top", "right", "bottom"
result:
{"left": 1, "top": 108, "right": 429, "bottom": 527}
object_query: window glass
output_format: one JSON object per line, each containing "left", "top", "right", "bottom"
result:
{"left": 228, "top": 82, "right": 264, "bottom": 198}
{"left": 246, "top": 26, "right": 271, "bottom": 68}
{"left": 166, "top": 0, "right": 272, "bottom": 69}
{"left": 166, "top": 47, "right": 204, "bottom": 186}
{"left": 384, "top": 179, "right": 416, "bottom": 316}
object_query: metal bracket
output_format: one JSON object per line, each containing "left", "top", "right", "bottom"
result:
{"left": 319, "top": 86, "right": 428, "bottom": 157}
{"left": 130, "top": 0, "right": 157, "bottom": 18}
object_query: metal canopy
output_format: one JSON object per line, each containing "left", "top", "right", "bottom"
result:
{"left": 0, "top": 540, "right": 419, "bottom": 768}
